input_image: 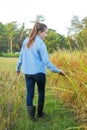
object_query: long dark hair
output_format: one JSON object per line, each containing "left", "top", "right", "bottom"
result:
{"left": 26, "top": 22, "right": 47, "bottom": 48}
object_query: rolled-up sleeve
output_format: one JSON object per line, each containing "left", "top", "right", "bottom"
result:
{"left": 39, "top": 42, "right": 62, "bottom": 73}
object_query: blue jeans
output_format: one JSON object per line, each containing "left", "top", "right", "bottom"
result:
{"left": 24, "top": 72, "right": 46, "bottom": 106}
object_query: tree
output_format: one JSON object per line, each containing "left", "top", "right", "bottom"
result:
{"left": 13, "top": 23, "right": 31, "bottom": 52}
{"left": 67, "top": 15, "right": 87, "bottom": 50}
{"left": 82, "top": 17, "right": 87, "bottom": 28}
{"left": 5, "top": 22, "right": 18, "bottom": 53}
{"left": 30, "top": 15, "right": 45, "bottom": 23}
{"left": 68, "top": 15, "right": 83, "bottom": 35}
{"left": 44, "top": 29, "right": 68, "bottom": 53}
{"left": 0, "top": 22, "right": 8, "bottom": 52}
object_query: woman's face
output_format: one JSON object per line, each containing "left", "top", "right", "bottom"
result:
{"left": 38, "top": 28, "right": 48, "bottom": 40}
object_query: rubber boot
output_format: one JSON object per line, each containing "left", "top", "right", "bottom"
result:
{"left": 27, "top": 105, "right": 36, "bottom": 121}
{"left": 37, "top": 103, "right": 45, "bottom": 118}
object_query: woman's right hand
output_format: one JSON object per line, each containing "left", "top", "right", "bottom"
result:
{"left": 59, "top": 70, "right": 66, "bottom": 76}
{"left": 17, "top": 70, "right": 20, "bottom": 76}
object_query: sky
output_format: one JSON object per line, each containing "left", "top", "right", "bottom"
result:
{"left": 0, "top": 0, "right": 87, "bottom": 35}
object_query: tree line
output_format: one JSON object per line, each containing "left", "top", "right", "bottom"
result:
{"left": 0, "top": 15, "right": 87, "bottom": 54}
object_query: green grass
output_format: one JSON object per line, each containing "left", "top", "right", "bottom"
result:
{"left": 0, "top": 52, "right": 19, "bottom": 58}
{"left": 12, "top": 97, "right": 78, "bottom": 130}
{"left": 0, "top": 55, "right": 86, "bottom": 130}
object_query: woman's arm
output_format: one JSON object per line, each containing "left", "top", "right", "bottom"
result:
{"left": 16, "top": 40, "right": 25, "bottom": 72}
{"left": 39, "top": 41, "right": 62, "bottom": 73}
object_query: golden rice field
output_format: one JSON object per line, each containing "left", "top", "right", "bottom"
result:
{"left": 0, "top": 49, "right": 87, "bottom": 130}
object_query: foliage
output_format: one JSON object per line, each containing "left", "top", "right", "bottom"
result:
{"left": 67, "top": 16, "right": 87, "bottom": 50}
{"left": 0, "top": 49, "right": 87, "bottom": 129}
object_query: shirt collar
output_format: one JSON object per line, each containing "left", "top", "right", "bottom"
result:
{"left": 36, "top": 34, "right": 41, "bottom": 39}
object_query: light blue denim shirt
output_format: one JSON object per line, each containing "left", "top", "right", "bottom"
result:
{"left": 16, "top": 35, "right": 62, "bottom": 75}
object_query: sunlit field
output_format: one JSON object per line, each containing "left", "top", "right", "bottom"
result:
{"left": 0, "top": 49, "right": 87, "bottom": 130}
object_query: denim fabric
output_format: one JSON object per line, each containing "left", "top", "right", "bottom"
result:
{"left": 25, "top": 72, "right": 46, "bottom": 106}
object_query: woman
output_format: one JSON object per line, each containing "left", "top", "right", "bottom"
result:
{"left": 16, "top": 22, "right": 66, "bottom": 121}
